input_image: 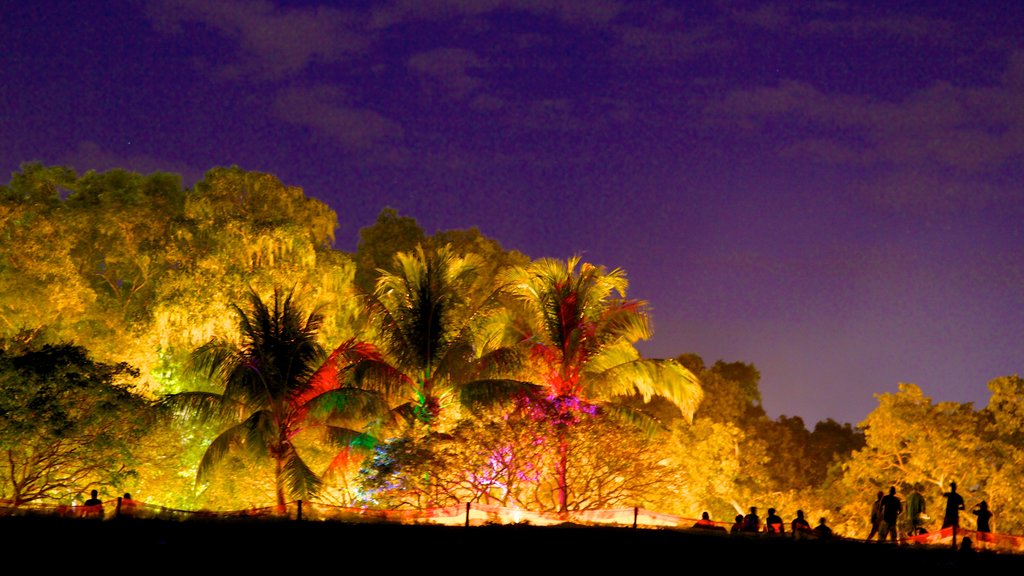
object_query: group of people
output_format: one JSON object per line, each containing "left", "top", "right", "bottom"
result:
{"left": 79, "top": 490, "right": 139, "bottom": 519}
{"left": 866, "top": 481, "right": 994, "bottom": 542}
{"left": 697, "top": 506, "right": 835, "bottom": 540}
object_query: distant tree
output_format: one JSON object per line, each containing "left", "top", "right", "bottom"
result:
{"left": 353, "top": 208, "right": 426, "bottom": 296}
{"left": 0, "top": 342, "right": 151, "bottom": 505}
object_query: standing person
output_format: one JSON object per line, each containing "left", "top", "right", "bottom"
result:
{"left": 907, "top": 483, "right": 927, "bottom": 535}
{"left": 765, "top": 508, "right": 784, "bottom": 535}
{"left": 942, "top": 481, "right": 966, "bottom": 529}
{"left": 878, "top": 486, "right": 903, "bottom": 543}
{"left": 82, "top": 489, "right": 103, "bottom": 520}
{"left": 743, "top": 506, "right": 761, "bottom": 533}
{"left": 972, "top": 501, "right": 993, "bottom": 533}
{"left": 866, "top": 490, "right": 884, "bottom": 541}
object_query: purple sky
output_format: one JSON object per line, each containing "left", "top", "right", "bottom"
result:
{"left": 3, "top": 1, "right": 1022, "bottom": 426}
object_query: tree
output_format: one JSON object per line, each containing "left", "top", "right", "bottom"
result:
{"left": 837, "top": 383, "right": 990, "bottom": 536}
{"left": 0, "top": 164, "right": 92, "bottom": 345}
{"left": 329, "top": 243, "right": 524, "bottom": 434}
{"left": 353, "top": 208, "right": 426, "bottom": 296}
{"left": 498, "top": 255, "right": 702, "bottom": 512}
{"left": 0, "top": 342, "right": 151, "bottom": 505}
{"left": 159, "top": 289, "right": 365, "bottom": 508}
{"left": 149, "top": 167, "right": 355, "bottom": 395}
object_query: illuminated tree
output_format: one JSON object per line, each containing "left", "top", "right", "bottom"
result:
{"left": 159, "top": 289, "right": 371, "bottom": 508}
{"left": 328, "top": 243, "right": 525, "bottom": 433}
{"left": 150, "top": 167, "right": 357, "bottom": 394}
{"left": 837, "top": 383, "right": 992, "bottom": 535}
{"left": 0, "top": 342, "right": 151, "bottom": 505}
{"left": 0, "top": 164, "right": 94, "bottom": 344}
{"left": 498, "top": 256, "right": 702, "bottom": 512}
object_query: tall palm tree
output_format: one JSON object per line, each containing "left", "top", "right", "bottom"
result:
{"left": 499, "top": 255, "right": 703, "bottom": 512}
{"left": 326, "top": 243, "right": 527, "bottom": 435}
{"left": 160, "top": 288, "right": 381, "bottom": 508}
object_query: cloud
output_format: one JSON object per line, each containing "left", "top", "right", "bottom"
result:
{"left": 408, "top": 48, "right": 485, "bottom": 100}
{"left": 370, "top": 0, "right": 623, "bottom": 28}
{"left": 706, "top": 62, "right": 1024, "bottom": 175}
{"left": 273, "top": 86, "right": 404, "bottom": 151}
{"left": 147, "top": 0, "right": 368, "bottom": 79}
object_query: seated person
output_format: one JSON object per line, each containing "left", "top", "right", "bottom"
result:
{"left": 813, "top": 517, "right": 834, "bottom": 540}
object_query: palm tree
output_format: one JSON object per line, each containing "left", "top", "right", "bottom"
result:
{"left": 160, "top": 288, "right": 381, "bottom": 509}
{"left": 325, "top": 243, "right": 527, "bottom": 435}
{"left": 499, "top": 255, "right": 703, "bottom": 512}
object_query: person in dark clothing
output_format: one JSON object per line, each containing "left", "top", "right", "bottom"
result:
{"left": 743, "top": 506, "right": 761, "bottom": 533}
{"left": 866, "top": 490, "right": 884, "bottom": 541}
{"left": 878, "top": 486, "right": 903, "bottom": 542}
{"left": 730, "top": 514, "right": 745, "bottom": 534}
{"left": 942, "top": 481, "right": 966, "bottom": 529}
{"left": 972, "top": 501, "right": 993, "bottom": 533}
{"left": 813, "top": 517, "right": 834, "bottom": 540}
{"left": 765, "top": 508, "right": 784, "bottom": 535}
{"left": 791, "top": 510, "right": 812, "bottom": 540}
{"left": 82, "top": 489, "right": 103, "bottom": 519}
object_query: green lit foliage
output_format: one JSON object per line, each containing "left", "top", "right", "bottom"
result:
{"left": 0, "top": 342, "right": 152, "bottom": 505}
{"left": 332, "top": 243, "right": 526, "bottom": 433}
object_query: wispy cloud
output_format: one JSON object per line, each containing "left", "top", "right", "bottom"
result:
{"left": 273, "top": 86, "right": 403, "bottom": 151}
{"left": 147, "top": 0, "right": 368, "bottom": 80}
{"left": 408, "top": 48, "right": 485, "bottom": 101}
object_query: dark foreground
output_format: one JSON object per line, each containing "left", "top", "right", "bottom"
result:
{"left": 3, "top": 516, "right": 1021, "bottom": 572}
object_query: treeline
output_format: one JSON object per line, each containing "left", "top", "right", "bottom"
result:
{"left": 1, "top": 164, "right": 1021, "bottom": 538}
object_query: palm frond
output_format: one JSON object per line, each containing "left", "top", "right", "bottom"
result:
{"left": 242, "top": 409, "right": 277, "bottom": 460}
{"left": 459, "top": 379, "right": 544, "bottom": 410}
{"left": 196, "top": 421, "right": 249, "bottom": 485}
{"left": 585, "top": 356, "right": 702, "bottom": 420}
{"left": 303, "top": 388, "right": 391, "bottom": 425}
{"left": 280, "top": 449, "right": 322, "bottom": 501}
{"left": 156, "top": 391, "right": 240, "bottom": 426}
{"left": 601, "top": 402, "right": 667, "bottom": 437}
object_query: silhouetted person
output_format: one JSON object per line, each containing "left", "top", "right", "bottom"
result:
{"left": 878, "top": 486, "right": 902, "bottom": 543}
{"left": 791, "top": 509, "right": 812, "bottom": 540}
{"left": 82, "top": 489, "right": 103, "bottom": 519}
{"left": 743, "top": 506, "right": 760, "bottom": 533}
{"left": 960, "top": 536, "right": 974, "bottom": 555}
{"left": 693, "top": 511, "right": 715, "bottom": 529}
{"left": 907, "top": 483, "right": 927, "bottom": 535}
{"left": 765, "top": 507, "right": 784, "bottom": 535}
{"left": 866, "top": 490, "right": 884, "bottom": 541}
{"left": 972, "top": 500, "right": 992, "bottom": 533}
{"left": 813, "top": 517, "right": 834, "bottom": 540}
{"left": 942, "top": 481, "right": 965, "bottom": 529}
{"left": 730, "top": 514, "right": 745, "bottom": 534}
{"left": 119, "top": 492, "right": 137, "bottom": 518}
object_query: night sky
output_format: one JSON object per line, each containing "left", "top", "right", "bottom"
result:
{"left": 3, "top": 1, "right": 1022, "bottom": 426}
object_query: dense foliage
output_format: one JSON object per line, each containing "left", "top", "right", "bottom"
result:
{"left": 1, "top": 164, "right": 1020, "bottom": 537}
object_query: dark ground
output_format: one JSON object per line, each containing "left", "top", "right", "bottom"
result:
{"left": 3, "top": 516, "right": 1021, "bottom": 572}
